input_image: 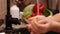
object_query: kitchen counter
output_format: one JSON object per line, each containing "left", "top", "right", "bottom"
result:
{"left": 0, "top": 21, "right": 30, "bottom": 34}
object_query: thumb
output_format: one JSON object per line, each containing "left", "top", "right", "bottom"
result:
{"left": 38, "top": 20, "right": 47, "bottom": 24}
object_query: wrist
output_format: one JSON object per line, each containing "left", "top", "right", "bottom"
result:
{"left": 46, "top": 17, "right": 55, "bottom": 31}
{"left": 50, "top": 21, "right": 60, "bottom": 32}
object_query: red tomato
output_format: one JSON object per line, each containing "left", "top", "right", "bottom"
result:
{"left": 31, "top": 13, "right": 37, "bottom": 17}
{"left": 27, "top": 2, "right": 45, "bottom": 19}
{"left": 33, "top": 2, "right": 45, "bottom": 14}
{"left": 27, "top": 13, "right": 36, "bottom": 19}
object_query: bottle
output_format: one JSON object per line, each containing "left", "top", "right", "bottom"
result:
{"left": 10, "top": 5, "right": 20, "bottom": 20}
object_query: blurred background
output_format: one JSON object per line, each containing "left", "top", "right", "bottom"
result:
{"left": 0, "top": 0, "right": 60, "bottom": 28}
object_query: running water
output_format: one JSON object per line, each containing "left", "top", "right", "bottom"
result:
{"left": 36, "top": 0, "right": 41, "bottom": 17}
{"left": 37, "top": 0, "right": 40, "bottom": 15}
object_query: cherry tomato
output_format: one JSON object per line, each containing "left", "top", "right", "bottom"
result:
{"left": 33, "top": 2, "right": 45, "bottom": 14}
{"left": 31, "top": 13, "right": 37, "bottom": 17}
{"left": 27, "top": 2, "right": 45, "bottom": 19}
{"left": 27, "top": 13, "right": 36, "bottom": 19}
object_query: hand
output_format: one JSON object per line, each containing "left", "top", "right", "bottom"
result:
{"left": 26, "top": 17, "right": 51, "bottom": 34}
{"left": 26, "top": 24, "right": 43, "bottom": 34}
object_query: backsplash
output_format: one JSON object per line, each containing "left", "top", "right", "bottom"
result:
{"left": 0, "top": 0, "right": 7, "bottom": 19}
{"left": 0, "top": 0, "right": 60, "bottom": 19}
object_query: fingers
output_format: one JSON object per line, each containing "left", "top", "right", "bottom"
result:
{"left": 30, "top": 31, "right": 36, "bottom": 34}
{"left": 26, "top": 24, "right": 37, "bottom": 32}
{"left": 28, "top": 19, "right": 47, "bottom": 30}
{"left": 38, "top": 20, "right": 47, "bottom": 24}
{"left": 30, "top": 19, "right": 50, "bottom": 33}
{"left": 28, "top": 15, "right": 46, "bottom": 21}
{"left": 26, "top": 24, "right": 31, "bottom": 32}
{"left": 38, "top": 20, "right": 50, "bottom": 28}
{"left": 30, "top": 32, "right": 33, "bottom": 34}
{"left": 30, "top": 31, "right": 41, "bottom": 34}
{"left": 26, "top": 16, "right": 51, "bottom": 34}
{"left": 30, "top": 19, "right": 47, "bottom": 28}
{"left": 30, "top": 21, "right": 39, "bottom": 32}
